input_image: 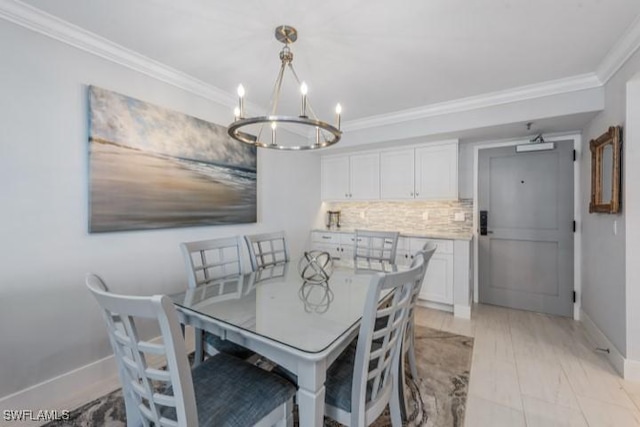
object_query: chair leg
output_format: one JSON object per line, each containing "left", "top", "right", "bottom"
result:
{"left": 390, "top": 372, "right": 403, "bottom": 427}
{"left": 274, "top": 399, "right": 293, "bottom": 427}
{"left": 407, "top": 333, "right": 419, "bottom": 380}
{"left": 193, "top": 328, "right": 205, "bottom": 367}
{"left": 398, "top": 350, "right": 409, "bottom": 421}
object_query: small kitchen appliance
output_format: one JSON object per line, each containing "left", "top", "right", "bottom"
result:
{"left": 326, "top": 210, "right": 341, "bottom": 229}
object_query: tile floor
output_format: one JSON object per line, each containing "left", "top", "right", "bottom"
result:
{"left": 414, "top": 304, "right": 640, "bottom": 427}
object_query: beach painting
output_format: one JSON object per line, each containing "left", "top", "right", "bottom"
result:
{"left": 88, "top": 86, "right": 257, "bottom": 232}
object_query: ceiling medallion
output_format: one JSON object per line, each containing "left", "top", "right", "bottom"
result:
{"left": 228, "top": 25, "right": 342, "bottom": 151}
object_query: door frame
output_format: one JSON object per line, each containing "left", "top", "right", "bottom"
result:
{"left": 472, "top": 133, "right": 582, "bottom": 320}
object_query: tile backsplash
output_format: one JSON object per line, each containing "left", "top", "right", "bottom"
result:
{"left": 323, "top": 199, "right": 474, "bottom": 234}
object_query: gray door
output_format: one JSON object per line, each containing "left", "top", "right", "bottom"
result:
{"left": 478, "top": 142, "right": 574, "bottom": 317}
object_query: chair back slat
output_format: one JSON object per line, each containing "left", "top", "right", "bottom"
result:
{"left": 181, "top": 237, "right": 244, "bottom": 288}
{"left": 404, "top": 242, "right": 437, "bottom": 349}
{"left": 244, "top": 231, "right": 290, "bottom": 271}
{"left": 86, "top": 275, "right": 199, "bottom": 427}
{"left": 353, "top": 230, "right": 400, "bottom": 264}
{"left": 350, "top": 257, "right": 425, "bottom": 423}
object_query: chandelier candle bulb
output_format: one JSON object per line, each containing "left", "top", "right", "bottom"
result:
{"left": 237, "top": 84, "right": 245, "bottom": 118}
{"left": 316, "top": 126, "right": 320, "bottom": 146}
{"left": 300, "top": 82, "right": 308, "bottom": 117}
{"left": 335, "top": 103, "right": 342, "bottom": 130}
{"left": 233, "top": 107, "right": 240, "bottom": 121}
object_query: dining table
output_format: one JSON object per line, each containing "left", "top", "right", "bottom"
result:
{"left": 168, "top": 259, "right": 398, "bottom": 427}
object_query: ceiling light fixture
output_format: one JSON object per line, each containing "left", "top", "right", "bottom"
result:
{"left": 228, "top": 25, "right": 342, "bottom": 151}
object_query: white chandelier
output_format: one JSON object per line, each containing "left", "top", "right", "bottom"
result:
{"left": 227, "top": 25, "right": 342, "bottom": 151}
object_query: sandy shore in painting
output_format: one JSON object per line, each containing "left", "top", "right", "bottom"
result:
{"left": 90, "top": 142, "right": 256, "bottom": 232}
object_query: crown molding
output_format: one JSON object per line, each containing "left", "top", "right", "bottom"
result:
{"left": 596, "top": 14, "right": 640, "bottom": 84}
{"left": 0, "top": 0, "right": 241, "bottom": 108}
{"left": 3, "top": 0, "right": 639, "bottom": 136}
{"left": 342, "top": 73, "right": 602, "bottom": 132}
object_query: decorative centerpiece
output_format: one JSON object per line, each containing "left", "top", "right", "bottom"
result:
{"left": 298, "top": 281, "right": 334, "bottom": 314}
{"left": 298, "top": 250, "right": 334, "bottom": 283}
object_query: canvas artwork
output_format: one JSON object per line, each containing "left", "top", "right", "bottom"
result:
{"left": 88, "top": 86, "right": 257, "bottom": 232}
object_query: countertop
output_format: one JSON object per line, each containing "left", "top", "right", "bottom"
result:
{"left": 312, "top": 228, "right": 473, "bottom": 241}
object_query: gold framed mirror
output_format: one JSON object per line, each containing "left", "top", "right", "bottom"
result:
{"left": 589, "top": 126, "right": 622, "bottom": 214}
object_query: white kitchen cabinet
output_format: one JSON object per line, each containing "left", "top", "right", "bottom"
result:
{"left": 420, "top": 253, "right": 454, "bottom": 304}
{"left": 310, "top": 230, "right": 472, "bottom": 318}
{"left": 415, "top": 143, "right": 458, "bottom": 200}
{"left": 350, "top": 153, "right": 380, "bottom": 200}
{"left": 378, "top": 141, "right": 458, "bottom": 201}
{"left": 321, "top": 154, "right": 380, "bottom": 201}
{"left": 321, "top": 156, "right": 350, "bottom": 200}
{"left": 310, "top": 231, "right": 354, "bottom": 259}
{"left": 380, "top": 149, "right": 415, "bottom": 199}
{"left": 396, "top": 237, "right": 455, "bottom": 304}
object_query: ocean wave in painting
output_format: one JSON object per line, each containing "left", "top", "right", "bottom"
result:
{"left": 89, "top": 142, "right": 257, "bottom": 232}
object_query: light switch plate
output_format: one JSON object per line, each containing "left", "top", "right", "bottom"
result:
{"left": 454, "top": 212, "right": 466, "bottom": 222}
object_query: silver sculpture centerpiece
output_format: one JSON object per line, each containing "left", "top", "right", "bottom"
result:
{"left": 298, "top": 250, "right": 334, "bottom": 283}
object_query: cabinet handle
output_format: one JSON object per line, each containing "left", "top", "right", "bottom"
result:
{"left": 345, "top": 193, "right": 348, "bottom": 197}
{"left": 405, "top": 254, "right": 408, "bottom": 258}
{"left": 322, "top": 236, "right": 331, "bottom": 239}
{"left": 349, "top": 193, "right": 353, "bottom": 198}
{"left": 416, "top": 192, "right": 419, "bottom": 196}
{"left": 410, "top": 192, "right": 414, "bottom": 196}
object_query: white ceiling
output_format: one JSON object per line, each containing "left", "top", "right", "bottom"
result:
{"left": 19, "top": 0, "right": 640, "bottom": 123}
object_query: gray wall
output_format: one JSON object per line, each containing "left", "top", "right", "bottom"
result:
{"left": 0, "top": 20, "right": 321, "bottom": 398}
{"left": 580, "top": 49, "right": 640, "bottom": 356}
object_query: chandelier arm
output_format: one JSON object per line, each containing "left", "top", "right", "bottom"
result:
{"left": 256, "top": 62, "right": 288, "bottom": 143}
{"left": 270, "top": 62, "right": 287, "bottom": 116}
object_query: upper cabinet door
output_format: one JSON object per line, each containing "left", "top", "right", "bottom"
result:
{"left": 321, "top": 156, "right": 350, "bottom": 200}
{"left": 415, "top": 143, "right": 458, "bottom": 200}
{"left": 349, "top": 153, "right": 380, "bottom": 200}
{"left": 380, "top": 149, "right": 415, "bottom": 199}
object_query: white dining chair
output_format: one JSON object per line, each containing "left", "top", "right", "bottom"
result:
{"left": 353, "top": 230, "right": 400, "bottom": 265}
{"left": 399, "top": 242, "right": 437, "bottom": 418}
{"left": 180, "top": 237, "right": 253, "bottom": 364}
{"left": 86, "top": 274, "right": 296, "bottom": 427}
{"left": 244, "top": 231, "right": 290, "bottom": 271}
{"left": 323, "top": 255, "right": 426, "bottom": 426}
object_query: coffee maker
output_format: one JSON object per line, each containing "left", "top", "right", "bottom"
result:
{"left": 326, "top": 210, "right": 341, "bottom": 229}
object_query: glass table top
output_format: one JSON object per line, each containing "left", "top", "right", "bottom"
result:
{"left": 169, "top": 260, "right": 397, "bottom": 354}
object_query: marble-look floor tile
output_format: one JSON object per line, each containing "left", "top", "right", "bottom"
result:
{"left": 577, "top": 395, "right": 640, "bottom": 427}
{"left": 516, "top": 355, "right": 580, "bottom": 409}
{"left": 471, "top": 323, "right": 515, "bottom": 362}
{"left": 522, "top": 396, "right": 588, "bottom": 427}
{"left": 560, "top": 351, "right": 637, "bottom": 409}
{"left": 468, "top": 354, "right": 523, "bottom": 410}
{"left": 464, "top": 396, "right": 526, "bottom": 427}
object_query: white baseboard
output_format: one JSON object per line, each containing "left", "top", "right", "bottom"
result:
{"left": 0, "top": 355, "right": 121, "bottom": 427}
{"left": 454, "top": 304, "right": 471, "bottom": 319}
{"left": 0, "top": 330, "right": 195, "bottom": 426}
{"left": 417, "top": 300, "right": 453, "bottom": 313}
{"left": 624, "top": 358, "right": 640, "bottom": 382}
{"left": 580, "top": 308, "right": 628, "bottom": 378}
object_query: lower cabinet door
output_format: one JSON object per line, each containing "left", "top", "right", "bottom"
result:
{"left": 312, "top": 242, "right": 342, "bottom": 259}
{"left": 419, "top": 253, "right": 454, "bottom": 304}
